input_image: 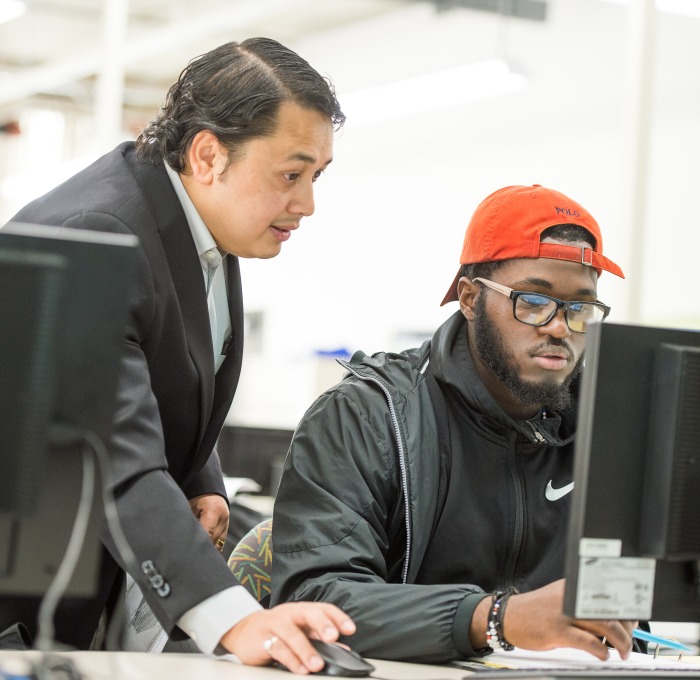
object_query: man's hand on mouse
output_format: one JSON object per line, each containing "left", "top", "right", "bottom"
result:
{"left": 220, "top": 602, "right": 356, "bottom": 673}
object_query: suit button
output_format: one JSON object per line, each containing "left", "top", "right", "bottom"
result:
{"left": 150, "top": 574, "right": 164, "bottom": 589}
{"left": 141, "top": 560, "right": 170, "bottom": 596}
{"left": 141, "top": 560, "right": 156, "bottom": 577}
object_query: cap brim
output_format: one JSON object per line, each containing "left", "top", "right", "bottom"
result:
{"left": 440, "top": 270, "right": 462, "bottom": 306}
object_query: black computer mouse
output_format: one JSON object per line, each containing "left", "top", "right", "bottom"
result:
{"left": 275, "top": 639, "right": 375, "bottom": 677}
{"left": 308, "top": 639, "right": 375, "bottom": 677}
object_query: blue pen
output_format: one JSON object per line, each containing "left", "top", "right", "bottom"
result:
{"left": 633, "top": 627, "right": 693, "bottom": 652}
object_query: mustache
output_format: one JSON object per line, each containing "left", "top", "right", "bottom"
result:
{"left": 530, "top": 338, "right": 574, "bottom": 360}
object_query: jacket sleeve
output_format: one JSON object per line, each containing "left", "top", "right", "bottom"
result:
{"left": 271, "top": 381, "right": 483, "bottom": 664}
{"left": 105, "top": 468, "right": 241, "bottom": 636}
{"left": 11, "top": 192, "right": 241, "bottom": 639}
{"left": 104, "top": 329, "right": 239, "bottom": 635}
{"left": 72, "top": 211, "right": 236, "bottom": 635}
{"left": 182, "top": 448, "right": 227, "bottom": 500}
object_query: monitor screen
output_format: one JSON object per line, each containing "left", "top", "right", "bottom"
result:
{"left": 564, "top": 321, "right": 700, "bottom": 623}
{"left": 0, "top": 222, "right": 138, "bottom": 605}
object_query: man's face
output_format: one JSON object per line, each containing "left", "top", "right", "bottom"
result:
{"left": 189, "top": 101, "right": 334, "bottom": 259}
{"left": 461, "top": 254, "right": 598, "bottom": 415}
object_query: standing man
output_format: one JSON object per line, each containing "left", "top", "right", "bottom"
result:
{"left": 3, "top": 37, "right": 354, "bottom": 673}
{"left": 271, "top": 185, "right": 635, "bottom": 663}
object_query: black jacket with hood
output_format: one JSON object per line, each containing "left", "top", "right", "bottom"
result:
{"left": 271, "top": 311, "right": 578, "bottom": 663}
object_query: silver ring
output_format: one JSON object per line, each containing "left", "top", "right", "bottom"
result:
{"left": 262, "top": 635, "right": 278, "bottom": 653}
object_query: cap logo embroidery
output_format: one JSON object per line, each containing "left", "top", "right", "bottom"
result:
{"left": 554, "top": 206, "right": 581, "bottom": 218}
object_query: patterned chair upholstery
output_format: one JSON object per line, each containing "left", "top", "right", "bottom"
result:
{"left": 227, "top": 517, "right": 273, "bottom": 608}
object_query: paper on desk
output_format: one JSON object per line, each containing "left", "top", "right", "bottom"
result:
{"left": 223, "top": 476, "right": 262, "bottom": 501}
{"left": 122, "top": 574, "right": 169, "bottom": 653}
{"left": 476, "top": 647, "right": 700, "bottom": 671}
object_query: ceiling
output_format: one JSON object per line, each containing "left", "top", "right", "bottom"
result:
{"left": 0, "top": 0, "right": 562, "bottom": 131}
{"left": 1, "top": 0, "right": 699, "bottom": 333}
{"left": 1, "top": 0, "right": 697, "bottom": 145}
{"left": 0, "top": 0, "right": 410, "bottom": 124}
{"left": 2, "top": 0, "right": 698, "bottom": 125}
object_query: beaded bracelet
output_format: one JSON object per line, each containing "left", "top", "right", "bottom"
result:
{"left": 485, "top": 587, "right": 518, "bottom": 652}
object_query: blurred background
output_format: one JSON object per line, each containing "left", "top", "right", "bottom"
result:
{"left": 1, "top": 0, "right": 698, "bottom": 431}
{"left": 2, "top": 1, "right": 698, "bottom": 646}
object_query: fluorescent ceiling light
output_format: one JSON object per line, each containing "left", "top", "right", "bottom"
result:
{"left": 654, "top": 0, "right": 700, "bottom": 16}
{"left": 0, "top": 0, "right": 26, "bottom": 25}
{"left": 600, "top": 0, "right": 700, "bottom": 18}
{"left": 341, "top": 58, "right": 528, "bottom": 127}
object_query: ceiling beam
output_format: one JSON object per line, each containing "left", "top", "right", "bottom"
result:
{"left": 423, "top": 0, "right": 547, "bottom": 20}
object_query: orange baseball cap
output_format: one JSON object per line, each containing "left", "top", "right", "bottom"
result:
{"left": 440, "top": 184, "right": 624, "bottom": 306}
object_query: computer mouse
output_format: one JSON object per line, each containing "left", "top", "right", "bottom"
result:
{"left": 275, "top": 638, "right": 375, "bottom": 677}
{"left": 308, "top": 639, "right": 375, "bottom": 677}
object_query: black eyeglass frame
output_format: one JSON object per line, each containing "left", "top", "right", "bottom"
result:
{"left": 472, "top": 277, "right": 611, "bottom": 334}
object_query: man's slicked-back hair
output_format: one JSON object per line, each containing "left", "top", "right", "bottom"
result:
{"left": 136, "top": 37, "right": 345, "bottom": 171}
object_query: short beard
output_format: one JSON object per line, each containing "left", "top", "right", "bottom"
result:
{"left": 470, "top": 293, "right": 583, "bottom": 414}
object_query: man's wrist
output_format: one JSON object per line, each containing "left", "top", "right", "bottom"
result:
{"left": 467, "top": 594, "right": 492, "bottom": 653}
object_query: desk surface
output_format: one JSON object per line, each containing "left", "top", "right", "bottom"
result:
{"left": 0, "top": 650, "right": 469, "bottom": 680}
{"left": 4, "top": 649, "right": 700, "bottom": 680}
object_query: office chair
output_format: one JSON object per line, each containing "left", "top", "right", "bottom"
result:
{"left": 227, "top": 518, "right": 273, "bottom": 608}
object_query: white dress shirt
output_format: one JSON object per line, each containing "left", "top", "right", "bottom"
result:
{"left": 164, "top": 163, "right": 231, "bottom": 373}
{"left": 164, "top": 164, "right": 262, "bottom": 654}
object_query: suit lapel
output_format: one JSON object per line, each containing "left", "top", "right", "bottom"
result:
{"left": 212, "top": 256, "right": 244, "bottom": 420}
{"left": 179, "top": 249, "right": 245, "bottom": 477}
{"left": 127, "top": 150, "right": 215, "bottom": 445}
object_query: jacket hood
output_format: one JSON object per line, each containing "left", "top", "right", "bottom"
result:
{"left": 429, "top": 311, "right": 577, "bottom": 446}
{"left": 344, "top": 311, "right": 577, "bottom": 447}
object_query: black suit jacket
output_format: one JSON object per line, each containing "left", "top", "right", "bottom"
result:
{"left": 6, "top": 142, "right": 246, "bottom": 647}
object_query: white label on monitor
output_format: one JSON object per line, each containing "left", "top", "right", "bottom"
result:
{"left": 575, "top": 556, "right": 656, "bottom": 620}
{"left": 579, "top": 537, "right": 622, "bottom": 557}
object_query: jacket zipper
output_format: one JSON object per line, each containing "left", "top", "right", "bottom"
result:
{"left": 503, "top": 431, "right": 525, "bottom": 583}
{"left": 337, "top": 361, "right": 413, "bottom": 584}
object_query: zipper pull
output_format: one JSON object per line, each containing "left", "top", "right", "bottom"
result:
{"left": 529, "top": 422, "right": 546, "bottom": 443}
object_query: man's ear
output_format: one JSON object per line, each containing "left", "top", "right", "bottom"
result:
{"left": 458, "top": 276, "right": 480, "bottom": 322}
{"left": 186, "top": 130, "right": 226, "bottom": 184}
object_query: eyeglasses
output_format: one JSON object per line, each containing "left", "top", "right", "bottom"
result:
{"left": 473, "top": 277, "right": 610, "bottom": 334}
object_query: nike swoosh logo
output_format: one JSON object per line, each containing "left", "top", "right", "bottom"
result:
{"left": 545, "top": 480, "right": 575, "bottom": 501}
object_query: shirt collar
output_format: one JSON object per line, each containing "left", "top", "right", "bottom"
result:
{"left": 164, "top": 162, "right": 220, "bottom": 260}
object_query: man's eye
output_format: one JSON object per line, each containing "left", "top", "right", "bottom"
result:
{"left": 520, "top": 294, "right": 551, "bottom": 308}
{"left": 284, "top": 173, "right": 300, "bottom": 182}
{"left": 312, "top": 169, "right": 323, "bottom": 182}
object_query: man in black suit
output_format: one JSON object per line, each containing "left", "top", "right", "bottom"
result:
{"left": 4, "top": 37, "right": 354, "bottom": 673}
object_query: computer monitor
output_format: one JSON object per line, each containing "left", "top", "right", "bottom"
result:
{"left": 0, "top": 222, "right": 138, "bottom": 604}
{"left": 564, "top": 321, "right": 700, "bottom": 623}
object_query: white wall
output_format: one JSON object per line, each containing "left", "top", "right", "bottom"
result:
{"left": 1, "top": 0, "right": 698, "bottom": 428}
{"left": 228, "top": 0, "right": 700, "bottom": 427}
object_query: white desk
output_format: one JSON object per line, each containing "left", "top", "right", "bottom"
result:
{"left": 4, "top": 648, "right": 700, "bottom": 680}
{"left": 0, "top": 650, "right": 469, "bottom": 680}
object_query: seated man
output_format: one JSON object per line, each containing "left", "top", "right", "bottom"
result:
{"left": 271, "top": 184, "right": 636, "bottom": 664}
